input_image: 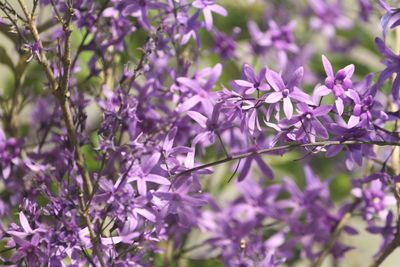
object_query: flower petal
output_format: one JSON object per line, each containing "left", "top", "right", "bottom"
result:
{"left": 265, "top": 92, "right": 283, "bottom": 103}
{"left": 187, "top": 111, "right": 208, "bottom": 128}
{"left": 19, "top": 212, "right": 33, "bottom": 233}
{"left": 322, "top": 55, "right": 334, "bottom": 77}
{"left": 283, "top": 97, "right": 293, "bottom": 119}
{"left": 265, "top": 70, "right": 285, "bottom": 91}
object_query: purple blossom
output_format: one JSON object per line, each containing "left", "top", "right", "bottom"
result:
{"left": 346, "top": 89, "right": 388, "bottom": 128}
{"left": 127, "top": 153, "right": 171, "bottom": 195}
{"left": 9, "top": 234, "right": 47, "bottom": 266}
{"left": 179, "top": 11, "right": 203, "bottom": 46}
{"left": 211, "top": 27, "right": 240, "bottom": 60}
{"left": 155, "top": 180, "right": 208, "bottom": 227}
{"left": 232, "top": 146, "right": 274, "bottom": 181}
{"left": 358, "top": 0, "right": 373, "bottom": 21}
{"left": 23, "top": 41, "right": 42, "bottom": 62}
{"left": 192, "top": 0, "right": 227, "bottom": 30}
{"left": 177, "top": 63, "right": 222, "bottom": 113}
{"left": 378, "top": 0, "right": 400, "bottom": 39}
{"left": 279, "top": 103, "right": 332, "bottom": 140}
{"left": 317, "top": 55, "right": 355, "bottom": 115}
{"left": 122, "top": 0, "right": 168, "bottom": 29}
{"left": 266, "top": 20, "right": 298, "bottom": 54}
{"left": 265, "top": 67, "right": 310, "bottom": 119}
{"left": 0, "top": 129, "right": 23, "bottom": 179}
{"left": 234, "top": 64, "right": 270, "bottom": 95}
{"left": 247, "top": 20, "right": 298, "bottom": 67}
{"left": 374, "top": 37, "right": 400, "bottom": 99}
{"left": 366, "top": 211, "right": 397, "bottom": 256}
{"left": 309, "top": 0, "right": 352, "bottom": 36}
{"left": 0, "top": 0, "right": 399, "bottom": 266}
{"left": 352, "top": 173, "right": 396, "bottom": 221}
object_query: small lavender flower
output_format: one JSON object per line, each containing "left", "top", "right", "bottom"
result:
{"left": 267, "top": 20, "right": 298, "bottom": 54}
{"left": 346, "top": 89, "right": 388, "bottom": 128}
{"left": 122, "top": 0, "right": 168, "bottom": 29}
{"left": 309, "top": 0, "right": 352, "bottom": 37}
{"left": 279, "top": 103, "right": 332, "bottom": 140}
{"left": 212, "top": 27, "right": 240, "bottom": 60}
{"left": 155, "top": 180, "right": 208, "bottom": 227}
{"left": 127, "top": 153, "right": 171, "bottom": 195}
{"left": 232, "top": 146, "right": 274, "bottom": 182}
{"left": 378, "top": 0, "right": 400, "bottom": 39}
{"left": 317, "top": 55, "right": 354, "bottom": 115}
{"left": 366, "top": 211, "right": 397, "bottom": 257}
{"left": 192, "top": 0, "right": 227, "bottom": 30}
{"left": 265, "top": 67, "right": 311, "bottom": 119}
{"left": 234, "top": 64, "right": 270, "bottom": 95}
{"left": 374, "top": 37, "right": 400, "bottom": 99}
{"left": 0, "top": 129, "right": 23, "bottom": 179}
{"left": 23, "top": 41, "right": 42, "bottom": 62}
{"left": 177, "top": 63, "right": 222, "bottom": 113}
{"left": 179, "top": 11, "right": 203, "bottom": 46}
{"left": 358, "top": 0, "right": 373, "bottom": 21}
{"left": 352, "top": 173, "right": 396, "bottom": 221}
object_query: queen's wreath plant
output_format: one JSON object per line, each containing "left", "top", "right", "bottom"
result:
{"left": 0, "top": 0, "right": 400, "bottom": 266}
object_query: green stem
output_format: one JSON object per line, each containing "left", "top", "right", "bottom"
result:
{"left": 15, "top": 0, "right": 104, "bottom": 265}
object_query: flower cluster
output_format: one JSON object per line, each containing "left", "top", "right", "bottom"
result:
{"left": 0, "top": 0, "right": 399, "bottom": 266}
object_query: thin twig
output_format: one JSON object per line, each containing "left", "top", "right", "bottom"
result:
{"left": 171, "top": 140, "right": 400, "bottom": 180}
{"left": 368, "top": 235, "right": 400, "bottom": 267}
{"left": 312, "top": 198, "right": 361, "bottom": 267}
{"left": 13, "top": 0, "right": 105, "bottom": 265}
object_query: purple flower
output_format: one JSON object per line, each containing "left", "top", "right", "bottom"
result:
{"left": 352, "top": 173, "right": 396, "bottom": 221}
{"left": 187, "top": 102, "right": 226, "bottom": 139}
{"left": 177, "top": 63, "right": 222, "bottom": 113}
{"left": 122, "top": 0, "right": 168, "bottom": 29}
{"left": 179, "top": 11, "right": 203, "bottom": 46}
{"left": 185, "top": 101, "right": 232, "bottom": 168}
{"left": 374, "top": 38, "right": 400, "bottom": 99}
{"left": 279, "top": 103, "right": 332, "bottom": 140}
{"left": 234, "top": 64, "right": 270, "bottom": 95}
{"left": 232, "top": 146, "right": 274, "bottom": 182}
{"left": 317, "top": 55, "right": 354, "bottom": 115}
{"left": 4, "top": 212, "right": 48, "bottom": 266}
{"left": 192, "top": 0, "right": 227, "bottom": 30}
{"left": 378, "top": 0, "right": 400, "bottom": 39}
{"left": 161, "top": 127, "right": 193, "bottom": 173}
{"left": 23, "top": 41, "right": 42, "bottom": 62}
{"left": 358, "top": 0, "right": 373, "bottom": 21}
{"left": 267, "top": 20, "right": 298, "bottom": 53}
{"left": 346, "top": 89, "right": 388, "bottom": 128}
{"left": 7, "top": 212, "right": 46, "bottom": 239}
{"left": 212, "top": 27, "right": 240, "bottom": 60}
{"left": 366, "top": 211, "right": 397, "bottom": 256}
{"left": 247, "top": 20, "right": 270, "bottom": 55}
{"left": 127, "top": 152, "right": 170, "bottom": 195}
{"left": 9, "top": 234, "right": 47, "bottom": 267}
{"left": 0, "top": 129, "right": 23, "bottom": 179}
{"left": 325, "top": 123, "right": 375, "bottom": 169}
{"left": 309, "top": 0, "right": 352, "bottom": 36}
{"left": 247, "top": 20, "right": 298, "bottom": 68}
{"left": 265, "top": 67, "right": 310, "bottom": 119}
{"left": 155, "top": 180, "right": 208, "bottom": 227}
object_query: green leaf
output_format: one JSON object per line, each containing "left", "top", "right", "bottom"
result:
{"left": 89, "top": 130, "right": 100, "bottom": 149}
{"left": 330, "top": 173, "right": 351, "bottom": 201}
{"left": 186, "top": 259, "right": 224, "bottom": 267}
{"left": 81, "top": 144, "right": 101, "bottom": 172}
{"left": 0, "top": 46, "right": 15, "bottom": 72}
